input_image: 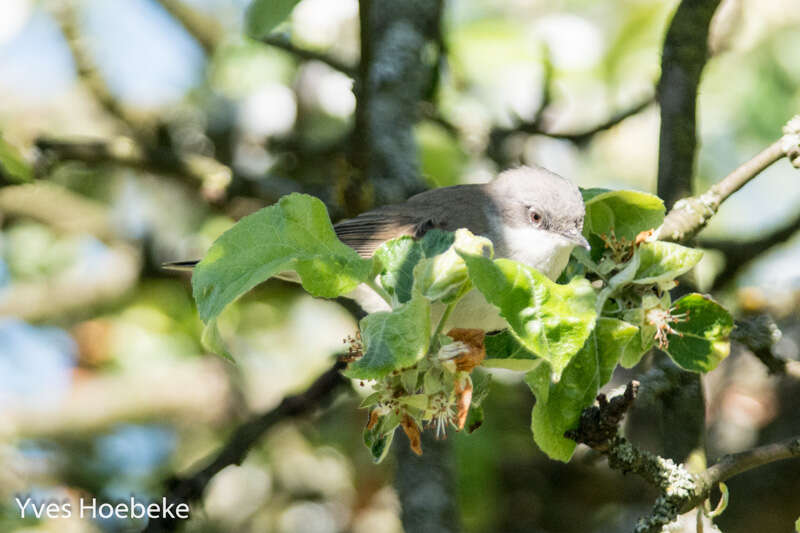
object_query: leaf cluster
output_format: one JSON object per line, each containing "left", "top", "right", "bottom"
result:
{"left": 190, "top": 191, "right": 732, "bottom": 462}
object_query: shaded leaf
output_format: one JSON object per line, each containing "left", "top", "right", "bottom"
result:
{"left": 526, "top": 318, "right": 638, "bottom": 461}
{"left": 245, "top": 0, "right": 299, "bottom": 38}
{"left": 483, "top": 329, "right": 539, "bottom": 371}
{"left": 664, "top": 294, "right": 733, "bottom": 372}
{"left": 375, "top": 229, "right": 455, "bottom": 304}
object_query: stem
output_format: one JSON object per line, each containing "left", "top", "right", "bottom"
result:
{"left": 365, "top": 278, "right": 393, "bottom": 307}
{"left": 430, "top": 302, "right": 456, "bottom": 351}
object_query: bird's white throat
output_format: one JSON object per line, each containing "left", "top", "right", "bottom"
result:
{"left": 496, "top": 225, "right": 576, "bottom": 281}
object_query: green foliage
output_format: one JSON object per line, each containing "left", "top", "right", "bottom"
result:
{"left": 483, "top": 330, "right": 538, "bottom": 371}
{"left": 245, "top": 0, "right": 299, "bottom": 39}
{"left": 526, "top": 318, "right": 638, "bottom": 461}
{"left": 0, "top": 136, "right": 33, "bottom": 184}
{"left": 633, "top": 241, "right": 703, "bottom": 284}
{"left": 373, "top": 230, "right": 455, "bottom": 305}
{"left": 344, "top": 293, "right": 431, "bottom": 380}
{"left": 460, "top": 253, "right": 597, "bottom": 378}
{"left": 582, "top": 189, "right": 665, "bottom": 242}
{"left": 191, "top": 193, "right": 371, "bottom": 352}
{"left": 188, "top": 188, "right": 733, "bottom": 462}
{"left": 662, "top": 294, "right": 734, "bottom": 372}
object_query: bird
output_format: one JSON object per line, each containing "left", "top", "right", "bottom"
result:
{"left": 165, "top": 165, "right": 588, "bottom": 331}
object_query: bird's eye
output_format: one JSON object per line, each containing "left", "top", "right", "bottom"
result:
{"left": 530, "top": 211, "right": 542, "bottom": 224}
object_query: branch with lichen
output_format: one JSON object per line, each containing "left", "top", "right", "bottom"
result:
{"left": 568, "top": 382, "right": 800, "bottom": 532}
{"left": 653, "top": 115, "right": 800, "bottom": 243}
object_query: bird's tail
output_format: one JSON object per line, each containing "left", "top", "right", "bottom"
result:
{"left": 162, "top": 260, "right": 199, "bottom": 271}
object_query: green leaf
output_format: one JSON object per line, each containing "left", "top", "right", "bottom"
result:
{"left": 794, "top": 516, "right": 799, "bottom": 533}
{"left": 465, "top": 405, "right": 484, "bottom": 433}
{"left": 200, "top": 319, "right": 234, "bottom": 362}
{"left": 374, "top": 229, "right": 455, "bottom": 304}
{"left": 245, "top": 0, "right": 299, "bottom": 38}
{"left": 618, "top": 326, "right": 653, "bottom": 368}
{"left": 583, "top": 190, "right": 665, "bottom": 242}
{"left": 344, "top": 293, "right": 431, "bottom": 379}
{"left": 363, "top": 419, "right": 396, "bottom": 464}
{"left": 664, "top": 294, "right": 733, "bottom": 373}
{"left": 0, "top": 136, "right": 33, "bottom": 183}
{"left": 483, "top": 329, "right": 539, "bottom": 371}
{"left": 526, "top": 318, "right": 638, "bottom": 462}
{"left": 633, "top": 241, "right": 703, "bottom": 284}
{"left": 192, "top": 193, "right": 372, "bottom": 325}
{"left": 460, "top": 254, "right": 597, "bottom": 378}
{"left": 414, "top": 229, "right": 492, "bottom": 303}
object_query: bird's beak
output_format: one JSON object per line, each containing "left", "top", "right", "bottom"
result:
{"left": 566, "top": 233, "right": 591, "bottom": 250}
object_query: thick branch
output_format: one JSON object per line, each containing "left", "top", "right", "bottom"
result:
{"left": 261, "top": 33, "right": 357, "bottom": 77}
{"left": 656, "top": 0, "right": 722, "bottom": 209}
{"left": 349, "top": 0, "right": 441, "bottom": 207}
{"left": 143, "top": 360, "right": 347, "bottom": 533}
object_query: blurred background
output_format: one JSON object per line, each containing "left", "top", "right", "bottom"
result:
{"left": 0, "top": 0, "right": 799, "bottom": 532}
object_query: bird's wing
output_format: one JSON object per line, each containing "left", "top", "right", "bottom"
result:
{"left": 334, "top": 206, "right": 440, "bottom": 258}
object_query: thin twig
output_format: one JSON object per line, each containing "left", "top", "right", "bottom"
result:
{"left": 48, "top": 1, "right": 138, "bottom": 131}
{"left": 143, "top": 360, "right": 348, "bottom": 533}
{"left": 654, "top": 137, "right": 792, "bottom": 243}
{"left": 261, "top": 33, "right": 357, "bottom": 77}
{"left": 155, "top": 0, "right": 222, "bottom": 54}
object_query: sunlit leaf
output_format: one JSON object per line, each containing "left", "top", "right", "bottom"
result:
{"left": 526, "top": 318, "right": 638, "bottom": 462}
{"left": 414, "top": 229, "right": 492, "bottom": 303}
{"left": 583, "top": 189, "right": 665, "bottom": 241}
{"left": 192, "top": 193, "right": 372, "bottom": 328}
{"left": 374, "top": 230, "right": 455, "bottom": 305}
{"left": 344, "top": 293, "right": 431, "bottom": 380}
{"left": 460, "top": 254, "right": 597, "bottom": 378}
{"left": 664, "top": 294, "right": 733, "bottom": 372}
{"left": 633, "top": 241, "right": 703, "bottom": 284}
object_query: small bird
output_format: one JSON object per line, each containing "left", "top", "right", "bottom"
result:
{"left": 166, "top": 166, "right": 588, "bottom": 331}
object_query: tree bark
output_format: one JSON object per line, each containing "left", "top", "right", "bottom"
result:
{"left": 653, "top": 0, "right": 721, "bottom": 462}
{"left": 657, "top": 0, "right": 722, "bottom": 209}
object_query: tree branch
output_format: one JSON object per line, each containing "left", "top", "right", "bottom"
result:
{"left": 49, "top": 1, "right": 141, "bottom": 132}
{"left": 491, "top": 93, "right": 654, "bottom": 148}
{"left": 654, "top": 134, "right": 795, "bottom": 243}
{"left": 35, "top": 137, "right": 232, "bottom": 202}
{"left": 261, "top": 33, "right": 357, "bottom": 78}
{"left": 568, "top": 382, "right": 800, "bottom": 533}
{"left": 143, "top": 360, "right": 348, "bottom": 533}
{"left": 155, "top": 0, "right": 223, "bottom": 54}
{"left": 656, "top": 0, "right": 722, "bottom": 209}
